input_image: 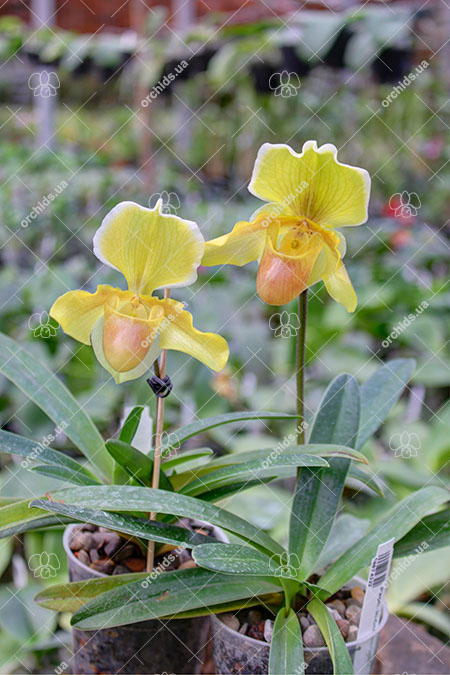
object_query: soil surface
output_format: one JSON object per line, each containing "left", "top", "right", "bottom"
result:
{"left": 69, "top": 518, "right": 213, "bottom": 575}
{"left": 218, "top": 586, "right": 365, "bottom": 647}
{"left": 375, "top": 614, "right": 450, "bottom": 674}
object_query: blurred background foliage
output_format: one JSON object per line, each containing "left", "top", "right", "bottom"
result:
{"left": 0, "top": 2, "right": 449, "bottom": 671}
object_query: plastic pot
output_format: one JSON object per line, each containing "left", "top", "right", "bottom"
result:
{"left": 211, "top": 577, "right": 389, "bottom": 675}
{"left": 64, "top": 521, "right": 227, "bottom": 675}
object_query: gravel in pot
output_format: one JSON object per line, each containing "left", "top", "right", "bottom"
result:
{"left": 211, "top": 579, "right": 388, "bottom": 675}
{"left": 64, "top": 519, "right": 224, "bottom": 675}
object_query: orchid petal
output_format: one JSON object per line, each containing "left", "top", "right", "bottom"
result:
{"left": 159, "top": 299, "right": 229, "bottom": 372}
{"left": 249, "top": 141, "right": 370, "bottom": 228}
{"left": 93, "top": 201, "right": 204, "bottom": 295}
{"left": 50, "top": 285, "right": 131, "bottom": 345}
{"left": 202, "top": 220, "right": 266, "bottom": 267}
{"left": 256, "top": 232, "right": 323, "bottom": 305}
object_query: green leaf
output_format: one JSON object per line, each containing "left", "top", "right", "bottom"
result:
{"left": 172, "top": 444, "right": 367, "bottom": 492}
{"left": 70, "top": 567, "right": 281, "bottom": 629}
{"left": 290, "top": 375, "right": 361, "bottom": 578}
{"left": 30, "top": 499, "right": 216, "bottom": 548}
{"left": 0, "top": 538, "right": 12, "bottom": 577}
{"left": 397, "top": 602, "right": 450, "bottom": 637}
{"left": 193, "top": 542, "right": 284, "bottom": 579}
{"left": 36, "top": 575, "right": 276, "bottom": 617}
{"left": 162, "top": 448, "right": 214, "bottom": 471}
{"left": 119, "top": 406, "right": 145, "bottom": 444}
{"left": 31, "top": 464, "right": 100, "bottom": 486}
{"left": 181, "top": 452, "right": 330, "bottom": 497}
{"left": 36, "top": 573, "right": 145, "bottom": 613}
{"left": 160, "top": 412, "right": 302, "bottom": 455}
{"left": 320, "top": 486, "right": 450, "bottom": 595}
{"left": 316, "top": 515, "right": 371, "bottom": 571}
{"left": 269, "top": 607, "right": 304, "bottom": 675}
{"left": 307, "top": 597, "right": 353, "bottom": 675}
{"left": 0, "top": 429, "right": 96, "bottom": 479}
{"left": 0, "top": 333, "right": 113, "bottom": 480}
{"left": 393, "top": 509, "right": 450, "bottom": 558}
{"left": 195, "top": 478, "right": 274, "bottom": 502}
{"left": 346, "top": 465, "right": 385, "bottom": 497}
{"left": 0, "top": 500, "right": 71, "bottom": 538}
{"left": 357, "top": 358, "right": 416, "bottom": 450}
{"left": 106, "top": 440, "right": 173, "bottom": 491}
{"left": 41, "top": 485, "right": 284, "bottom": 555}
{"left": 387, "top": 547, "right": 450, "bottom": 612}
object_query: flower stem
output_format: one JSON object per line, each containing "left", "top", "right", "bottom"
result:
{"left": 296, "top": 289, "right": 308, "bottom": 447}
{"left": 146, "top": 288, "right": 170, "bottom": 573}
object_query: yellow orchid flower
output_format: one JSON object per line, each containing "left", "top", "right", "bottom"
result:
{"left": 50, "top": 200, "right": 229, "bottom": 383}
{"left": 203, "top": 141, "right": 371, "bottom": 311}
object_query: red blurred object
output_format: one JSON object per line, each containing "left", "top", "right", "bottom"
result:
{"left": 390, "top": 230, "right": 412, "bottom": 249}
{"left": 382, "top": 192, "right": 420, "bottom": 226}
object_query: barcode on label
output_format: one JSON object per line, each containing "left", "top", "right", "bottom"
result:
{"left": 368, "top": 550, "right": 391, "bottom": 588}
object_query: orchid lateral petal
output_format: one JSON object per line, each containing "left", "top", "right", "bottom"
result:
{"left": 50, "top": 285, "right": 130, "bottom": 345}
{"left": 159, "top": 299, "right": 229, "bottom": 372}
{"left": 202, "top": 220, "right": 266, "bottom": 267}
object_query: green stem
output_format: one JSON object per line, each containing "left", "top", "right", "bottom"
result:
{"left": 296, "top": 289, "right": 308, "bottom": 446}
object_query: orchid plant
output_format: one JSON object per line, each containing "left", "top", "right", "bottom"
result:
{"left": 0, "top": 143, "right": 448, "bottom": 675}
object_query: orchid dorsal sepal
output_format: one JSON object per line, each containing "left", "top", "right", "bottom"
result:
{"left": 202, "top": 141, "right": 371, "bottom": 311}
{"left": 50, "top": 200, "right": 229, "bottom": 382}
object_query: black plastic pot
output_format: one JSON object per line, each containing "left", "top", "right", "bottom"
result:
{"left": 64, "top": 522, "right": 227, "bottom": 675}
{"left": 211, "top": 578, "right": 388, "bottom": 675}
{"left": 372, "top": 48, "right": 412, "bottom": 83}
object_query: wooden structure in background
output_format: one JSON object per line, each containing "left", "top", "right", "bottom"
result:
{"left": 0, "top": 0, "right": 425, "bottom": 33}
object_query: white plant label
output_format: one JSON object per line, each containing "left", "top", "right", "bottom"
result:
{"left": 353, "top": 538, "right": 394, "bottom": 674}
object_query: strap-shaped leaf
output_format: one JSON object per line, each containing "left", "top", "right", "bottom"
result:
{"left": 36, "top": 573, "right": 145, "bottom": 613}
{"left": 320, "top": 486, "right": 450, "bottom": 595}
{"left": 316, "top": 515, "right": 370, "bottom": 572}
{"left": 31, "top": 499, "right": 216, "bottom": 548}
{"left": 396, "top": 602, "right": 450, "bottom": 637}
{"left": 289, "top": 375, "right": 360, "bottom": 578}
{"left": 41, "top": 486, "right": 284, "bottom": 555}
{"left": 393, "top": 508, "right": 450, "bottom": 558}
{"left": 172, "top": 444, "right": 367, "bottom": 492}
{"left": 346, "top": 465, "right": 385, "bottom": 497}
{"left": 160, "top": 412, "right": 301, "bottom": 455}
{"left": 36, "top": 575, "right": 278, "bottom": 617}
{"left": 307, "top": 597, "right": 353, "bottom": 675}
{"left": 31, "top": 465, "right": 100, "bottom": 486}
{"left": 70, "top": 567, "right": 281, "bottom": 629}
{"left": 119, "top": 406, "right": 145, "bottom": 444}
{"left": 269, "top": 607, "right": 304, "bottom": 675}
{"left": 0, "top": 333, "right": 113, "bottom": 480}
{"left": 105, "top": 440, "right": 172, "bottom": 491}
{"left": 0, "top": 429, "right": 96, "bottom": 480}
{"left": 193, "top": 542, "right": 284, "bottom": 579}
{"left": 357, "top": 358, "right": 415, "bottom": 450}
{"left": 162, "top": 448, "right": 214, "bottom": 471}
{"left": 182, "top": 452, "right": 330, "bottom": 497}
{"left": 0, "top": 500, "right": 70, "bottom": 538}
{"left": 195, "top": 478, "right": 274, "bottom": 502}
